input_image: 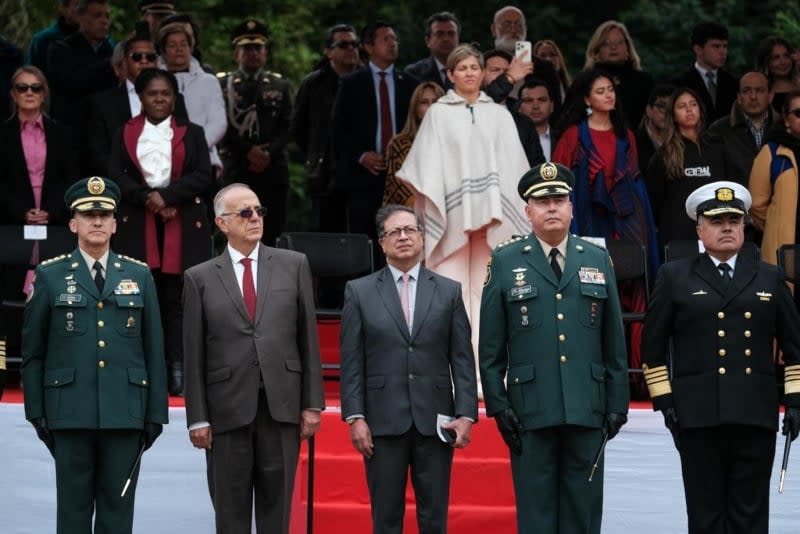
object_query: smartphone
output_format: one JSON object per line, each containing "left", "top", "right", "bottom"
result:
{"left": 515, "top": 41, "right": 532, "bottom": 62}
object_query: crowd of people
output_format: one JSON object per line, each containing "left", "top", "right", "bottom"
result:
{"left": 4, "top": 1, "right": 800, "bottom": 533}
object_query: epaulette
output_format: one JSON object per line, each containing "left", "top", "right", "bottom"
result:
{"left": 265, "top": 70, "right": 282, "bottom": 79}
{"left": 40, "top": 253, "right": 70, "bottom": 266}
{"left": 216, "top": 71, "right": 229, "bottom": 79}
{"left": 495, "top": 234, "right": 527, "bottom": 250}
{"left": 118, "top": 254, "right": 148, "bottom": 267}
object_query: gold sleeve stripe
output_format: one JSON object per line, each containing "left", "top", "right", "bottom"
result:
{"left": 0, "top": 340, "right": 5, "bottom": 370}
{"left": 642, "top": 364, "right": 672, "bottom": 398}
{"left": 786, "top": 365, "right": 800, "bottom": 395}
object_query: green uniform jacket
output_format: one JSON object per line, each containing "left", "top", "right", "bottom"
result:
{"left": 21, "top": 249, "right": 168, "bottom": 430}
{"left": 479, "top": 235, "right": 629, "bottom": 429}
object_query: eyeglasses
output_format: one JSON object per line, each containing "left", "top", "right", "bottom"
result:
{"left": 220, "top": 206, "right": 268, "bottom": 219}
{"left": 380, "top": 225, "right": 422, "bottom": 240}
{"left": 788, "top": 108, "right": 800, "bottom": 118}
{"left": 331, "top": 40, "right": 359, "bottom": 49}
{"left": 601, "top": 39, "right": 626, "bottom": 49}
{"left": 129, "top": 52, "right": 158, "bottom": 62}
{"left": 14, "top": 83, "right": 44, "bottom": 94}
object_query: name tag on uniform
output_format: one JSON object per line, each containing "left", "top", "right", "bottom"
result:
{"left": 59, "top": 294, "right": 82, "bottom": 303}
{"left": 510, "top": 285, "right": 532, "bottom": 297}
{"left": 579, "top": 267, "right": 605, "bottom": 285}
{"left": 114, "top": 280, "right": 140, "bottom": 295}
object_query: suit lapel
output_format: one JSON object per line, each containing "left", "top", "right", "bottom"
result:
{"left": 559, "top": 236, "right": 585, "bottom": 289}
{"left": 524, "top": 238, "right": 559, "bottom": 287}
{"left": 254, "top": 244, "right": 273, "bottom": 326}
{"left": 695, "top": 254, "right": 728, "bottom": 297}
{"left": 101, "top": 251, "right": 123, "bottom": 300}
{"left": 68, "top": 248, "right": 100, "bottom": 300}
{"left": 410, "top": 266, "right": 435, "bottom": 343}
{"left": 722, "top": 254, "right": 758, "bottom": 308}
{"left": 376, "top": 266, "right": 410, "bottom": 342}
{"left": 214, "top": 248, "right": 252, "bottom": 324}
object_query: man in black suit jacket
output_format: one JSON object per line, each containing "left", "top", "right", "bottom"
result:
{"left": 331, "top": 21, "right": 418, "bottom": 263}
{"left": 340, "top": 204, "right": 478, "bottom": 534}
{"left": 672, "top": 22, "right": 737, "bottom": 123}
{"left": 642, "top": 181, "right": 800, "bottom": 534}
{"left": 404, "top": 12, "right": 459, "bottom": 91}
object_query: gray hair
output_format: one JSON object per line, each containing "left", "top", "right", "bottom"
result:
{"left": 213, "top": 183, "right": 255, "bottom": 216}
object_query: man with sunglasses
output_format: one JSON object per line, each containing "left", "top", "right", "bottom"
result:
{"left": 183, "top": 183, "right": 323, "bottom": 534}
{"left": 86, "top": 23, "right": 188, "bottom": 176}
{"left": 340, "top": 204, "right": 477, "bottom": 534}
{"left": 220, "top": 20, "right": 292, "bottom": 248}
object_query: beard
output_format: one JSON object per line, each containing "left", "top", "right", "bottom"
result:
{"left": 494, "top": 33, "right": 525, "bottom": 55}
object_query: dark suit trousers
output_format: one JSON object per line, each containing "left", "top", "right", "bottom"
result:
{"left": 206, "top": 391, "right": 300, "bottom": 534}
{"left": 52, "top": 429, "right": 142, "bottom": 534}
{"left": 365, "top": 426, "right": 453, "bottom": 534}
{"left": 152, "top": 271, "right": 183, "bottom": 366}
{"left": 511, "top": 426, "right": 604, "bottom": 534}
{"left": 678, "top": 425, "right": 775, "bottom": 534}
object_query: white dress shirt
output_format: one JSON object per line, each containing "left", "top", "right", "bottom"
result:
{"left": 227, "top": 244, "right": 259, "bottom": 296}
{"left": 137, "top": 117, "right": 173, "bottom": 188}
{"left": 126, "top": 79, "right": 141, "bottom": 118}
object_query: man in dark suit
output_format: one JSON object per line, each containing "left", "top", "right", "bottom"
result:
{"left": 182, "top": 183, "right": 324, "bottom": 534}
{"left": 404, "top": 11, "right": 459, "bottom": 90}
{"left": 672, "top": 22, "right": 737, "bottom": 123}
{"left": 642, "top": 181, "right": 800, "bottom": 534}
{"left": 340, "top": 204, "right": 478, "bottom": 534}
{"left": 479, "top": 163, "right": 629, "bottom": 534}
{"left": 331, "top": 21, "right": 418, "bottom": 262}
{"left": 22, "top": 176, "right": 168, "bottom": 534}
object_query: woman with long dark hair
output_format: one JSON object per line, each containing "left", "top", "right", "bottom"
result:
{"left": 755, "top": 36, "right": 800, "bottom": 116}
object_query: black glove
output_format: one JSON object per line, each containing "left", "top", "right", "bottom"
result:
{"left": 662, "top": 407, "right": 680, "bottom": 449}
{"left": 783, "top": 407, "right": 800, "bottom": 442}
{"left": 603, "top": 413, "right": 627, "bottom": 440}
{"left": 31, "top": 417, "right": 54, "bottom": 454}
{"left": 495, "top": 408, "right": 523, "bottom": 455}
{"left": 142, "top": 423, "right": 163, "bottom": 450}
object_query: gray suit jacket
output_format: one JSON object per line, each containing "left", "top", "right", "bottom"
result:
{"left": 339, "top": 265, "right": 478, "bottom": 436}
{"left": 182, "top": 244, "right": 324, "bottom": 433}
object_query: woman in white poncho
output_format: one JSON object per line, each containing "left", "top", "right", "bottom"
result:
{"left": 397, "top": 44, "right": 530, "bottom": 348}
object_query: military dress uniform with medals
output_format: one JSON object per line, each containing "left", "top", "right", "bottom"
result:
{"left": 642, "top": 182, "right": 800, "bottom": 534}
{"left": 219, "top": 20, "right": 292, "bottom": 247}
{"left": 479, "top": 163, "right": 629, "bottom": 534}
{"left": 21, "top": 177, "right": 168, "bottom": 534}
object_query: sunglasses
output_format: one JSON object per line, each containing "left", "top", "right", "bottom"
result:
{"left": 129, "top": 52, "right": 158, "bottom": 62}
{"left": 14, "top": 83, "right": 44, "bottom": 94}
{"left": 789, "top": 108, "right": 800, "bottom": 119}
{"left": 332, "top": 40, "right": 359, "bottom": 49}
{"left": 220, "top": 206, "right": 268, "bottom": 219}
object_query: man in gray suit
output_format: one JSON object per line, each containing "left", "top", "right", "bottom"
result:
{"left": 340, "top": 204, "right": 478, "bottom": 534}
{"left": 182, "top": 183, "right": 324, "bottom": 534}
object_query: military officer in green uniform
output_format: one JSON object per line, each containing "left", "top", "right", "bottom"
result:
{"left": 21, "top": 176, "right": 168, "bottom": 534}
{"left": 219, "top": 19, "right": 292, "bottom": 247}
{"left": 479, "top": 162, "right": 629, "bottom": 534}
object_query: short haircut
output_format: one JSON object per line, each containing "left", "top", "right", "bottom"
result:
{"left": 446, "top": 43, "right": 484, "bottom": 72}
{"left": 425, "top": 11, "right": 460, "bottom": 37}
{"left": 325, "top": 24, "right": 357, "bottom": 48}
{"left": 134, "top": 67, "right": 178, "bottom": 95}
{"left": 691, "top": 22, "right": 728, "bottom": 47}
{"left": 124, "top": 20, "right": 154, "bottom": 54}
{"left": 214, "top": 183, "right": 255, "bottom": 216}
{"left": 76, "top": 0, "right": 107, "bottom": 14}
{"left": 361, "top": 21, "right": 393, "bottom": 45}
{"left": 158, "top": 20, "right": 195, "bottom": 51}
{"left": 483, "top": 48, "right": 512, "bottom": 64}
{"left": 375, "top": 205, "right": 421, "bottom": 236}
{"left": 647, "top": 83, "right": 676, "bottom": 105}
{"left": 738, "top": 71, "right": 771, "bottom": 93}
{"left": 10, "top": 66, "right": 50, "bottom": 113}
{"left": 521, "top": 77, "right": 554, "bottom": 101}
{"left": 493, "top": 6, "right": 525, "bottom": 28}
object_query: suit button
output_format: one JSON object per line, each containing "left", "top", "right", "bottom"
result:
{"left": 409, "top": 346, "right": 415, "bottom": 352}
{"left": 98, "top": 361, "right": 105, "bottom": 368}
{"left": 560, "top": 355, "right": 567, "bottom": 363}
{"left": 520, "top": 306, "right": 528, "bottom": 313}
{"left": 745, "top": 349, "right": 752, "bottom": 356}
{"left": 718, "top": 349, "right": 726, "bottom": 356}
{"left": 557, "top": 313, "right": 564, "bottom": 320}
{"left": 717, "top": 312, "right": 725, "bottom": 319}
{"left": 98, "top": 340, "right": 105, "bottom": 348}
{"left": 745, "top": 368, "right": 752, "bottom": 375}
{"left": 97, "top": 320, "right": 104, "bottom": 327}
{"left": 195, "top": 221, "right": 203, "bottom": 228}
{"left": 718, "top": 330, "right": 725, "bottom": 337}
{"left": 559, "top": 334, "right": 566, "bottom": 342}
{"left": 409, "top": 374, "right": 415, "bottom": 380}
{"left": 556, "top": 293, "right": 563, "bottom": 300}
{"left": 514, "top": 377, "right": 520, "bottom": 383}
{"left": 744, "top": 311, "right": 752, "bottom": 319}
{"left": 142, "top": 380, "right": 147, "bottom": 385}
{"left": 744, "top": 330, "right": 752, "bottom": 338}
{"left": 252, "top": 360, "right": 259, "bottom": 366}
{"left": 122, "top": 216, "right": 129, "bottom": 222}
{"left": 718, "top": 367, "right": 726, "bottom": 375}
{"left": 97, "top": 302, "right": 104, "bottom": 309}
{"left": 194, "top": 196, "right": 201, "bottom": 204}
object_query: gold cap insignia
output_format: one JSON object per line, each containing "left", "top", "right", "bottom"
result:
{"left": 716, "top": 187, "right": 733, "bottom": 202}
{"left": 87, "top": 176, "right": 106, "bottom": 195}
{"left": 540, "top": 162, "right": 558, "bottom": 181}
{"left": 247, "top": 21, "right": 256, "bottom": 30}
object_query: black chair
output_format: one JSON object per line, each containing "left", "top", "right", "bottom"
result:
{"left": 605, "top": 239, "right": 649, "bottom": 323}
{"left": 664, "top": 239, "right": 760, "bottom": 263}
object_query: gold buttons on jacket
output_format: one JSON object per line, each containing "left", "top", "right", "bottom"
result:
{"left": 745, "top": 368, "right": 752, "bottom": 375}
{"left": 98, "top": 361, "right": 105, "bottom": 368}
{"left": 745, "top": 349, "right": 752, "bottom": 356}
{"left": 557, "top": 313, "right": 564, "bottom": 320}
{"left": 514, "top": 377, "right": 519, "bottom": 383}
{"left": 718, "top": 330, "right": 725, "bottom": 338}
{"left": 122, "top": 216, "right": 129, "bottom": 222}
{"left": 97, "top": 302, "right": 104, "bottom": 309}
{"left": 520, "top": 306, "right": 528, "bottom": 313}
{"left": 559, "top": 334, "right": 566, "bottom": 342}
{"left": 718, "top": 349, "right": 726, "bottom": 357}
{"left": 556, "top": 293, "right": 563, "bottom": 300}
{"left": 142, "top": 380, "right": 148, "bottom": 385}
{"left": 719, "top": 367, "right": 726, "bottom": 375}
{"left": 194, "top": 196, "right": 201, "bottom": 204}
{"left": 195, "top": 221, "right": 203, "bottom": 228}
{"left": 744, "top": 312, "right": 752, "bottom": 319}
{"left": 717, "top": 312, "right": 725, "bottom": 319}
{"left": 560, "top": 355, "right": 567, "bottom": 362}
{"left": 97, "top": 320, "right": 104, "bottom": 328}
{"left": 744, "top": 330, "right": 752, "bottom": 338}
{"left": 98, "top": 340, "right": 106, "bottom": 348}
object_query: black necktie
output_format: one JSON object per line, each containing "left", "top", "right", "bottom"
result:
{"left": 718, "top": 262, "right": 732, "bottom": 287}
{"left": 93, "top": 261, "right": 104, "bottom": 292}
{"left": 549, "top": 248, "right": 562, "bottom": 280}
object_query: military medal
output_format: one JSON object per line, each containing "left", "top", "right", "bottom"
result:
{"left": 126, "top": 317, "right": 136, "bottom": 328}
{"left": 67, "top": 285, "right": 77, "bottom": 294}
{"left": 513, "top": 267, "right": 528, "bottom": 287}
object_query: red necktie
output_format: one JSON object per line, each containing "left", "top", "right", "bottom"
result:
{"left": 240, "top": 258, "right": 256, "bottom": 321}
{"left": 379, "top": 71, "right": 392, "bottom": 154}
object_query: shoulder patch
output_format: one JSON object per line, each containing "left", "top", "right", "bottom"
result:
{"left": 495, "top": 235, "right": 525, "bottom": 250}
{"left": 118, "top": 254, "right": 148, "bottom": 267}
{"left": 40, "top": 254, "right": 69, "bottom": 266}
